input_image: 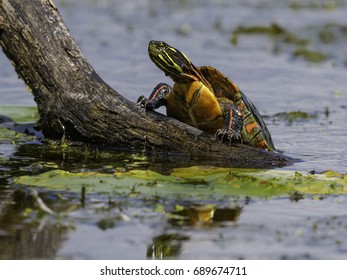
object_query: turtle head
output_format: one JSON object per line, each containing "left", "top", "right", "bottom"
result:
{"left": 148, "top": 40, "right": 205, "bottom": 84}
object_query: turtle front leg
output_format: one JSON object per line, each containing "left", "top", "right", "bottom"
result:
{"left": 137, "top": 83, "right": 172, "bottom": 111}
{"left": 215, "top": 102, "right": 243, "bottom": 145}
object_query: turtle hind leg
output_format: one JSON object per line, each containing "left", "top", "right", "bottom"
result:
{"left": 137, "top": 83, "right": 172, "bottom": 111}
{"left": 215, "top": 103, "right": 243, "bottom": 145}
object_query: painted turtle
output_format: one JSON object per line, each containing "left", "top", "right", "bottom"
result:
{"left": 138, "top": 40, "right": 275, "bottom": 151}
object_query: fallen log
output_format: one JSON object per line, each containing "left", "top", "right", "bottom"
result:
{"left": 0, "top": 0, "right": 293, "bottom": 168}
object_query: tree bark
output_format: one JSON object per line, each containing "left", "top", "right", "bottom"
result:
{"left": 0, "top": 0, "right": 293, "bottom": 168}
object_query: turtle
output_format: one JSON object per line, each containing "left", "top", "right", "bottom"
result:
{"left": 138, "top": 40, "right": 275, "bottom": 151}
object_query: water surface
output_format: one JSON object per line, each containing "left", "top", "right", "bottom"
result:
{"left": 0, "top": 0, "right": 346, "bottom": 259}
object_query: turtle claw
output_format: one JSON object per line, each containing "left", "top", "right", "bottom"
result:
{"left": 137, "top": 95, "right": 155, "bottom": 111}
{"left": 137, "top": 95, "right": 147, "bottom": 106}
{"left": 215, "top": 103, "right": 243, "bottom": 145}
{"left": 214, "top": 129, "right": 242, "bottom": 145}
{"left": 137, "top": 83, "right": 171, "bottom": 112}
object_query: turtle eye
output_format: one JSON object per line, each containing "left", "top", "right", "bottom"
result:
{"left": 156, "top": 41, "right": 168, "bottom": 51}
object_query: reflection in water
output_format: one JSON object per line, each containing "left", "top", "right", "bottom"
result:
{"left": 0, "top": 189, "right": 68, "bottom": 259}
{"left": 170, "top": 204, "right": 242, "bottom": 227}
{"left": 147, "top": 234, "right": 189, "bottom": 259}
{"left": 147, "top": 204, "right": 242, "bottom": 259}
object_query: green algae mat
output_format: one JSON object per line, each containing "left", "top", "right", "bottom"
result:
{"left": 14, "top": 166, "right": 347, "bottom": 199}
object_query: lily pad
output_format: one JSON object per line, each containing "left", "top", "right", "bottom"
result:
{"left": 14, "top": 166, "right": 347, "bottom": 199}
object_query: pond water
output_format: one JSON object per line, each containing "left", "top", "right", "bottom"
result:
{"left": 0, "top": 0, "right": 347, "bottom": 259}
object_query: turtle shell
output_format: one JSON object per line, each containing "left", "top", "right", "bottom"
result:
{"left": 199, "top": 66, "right": 275, "bottom": 150}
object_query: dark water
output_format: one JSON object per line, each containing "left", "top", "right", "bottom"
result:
{"left": 0, "top": 0, "right": 347, "bottom": 259}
